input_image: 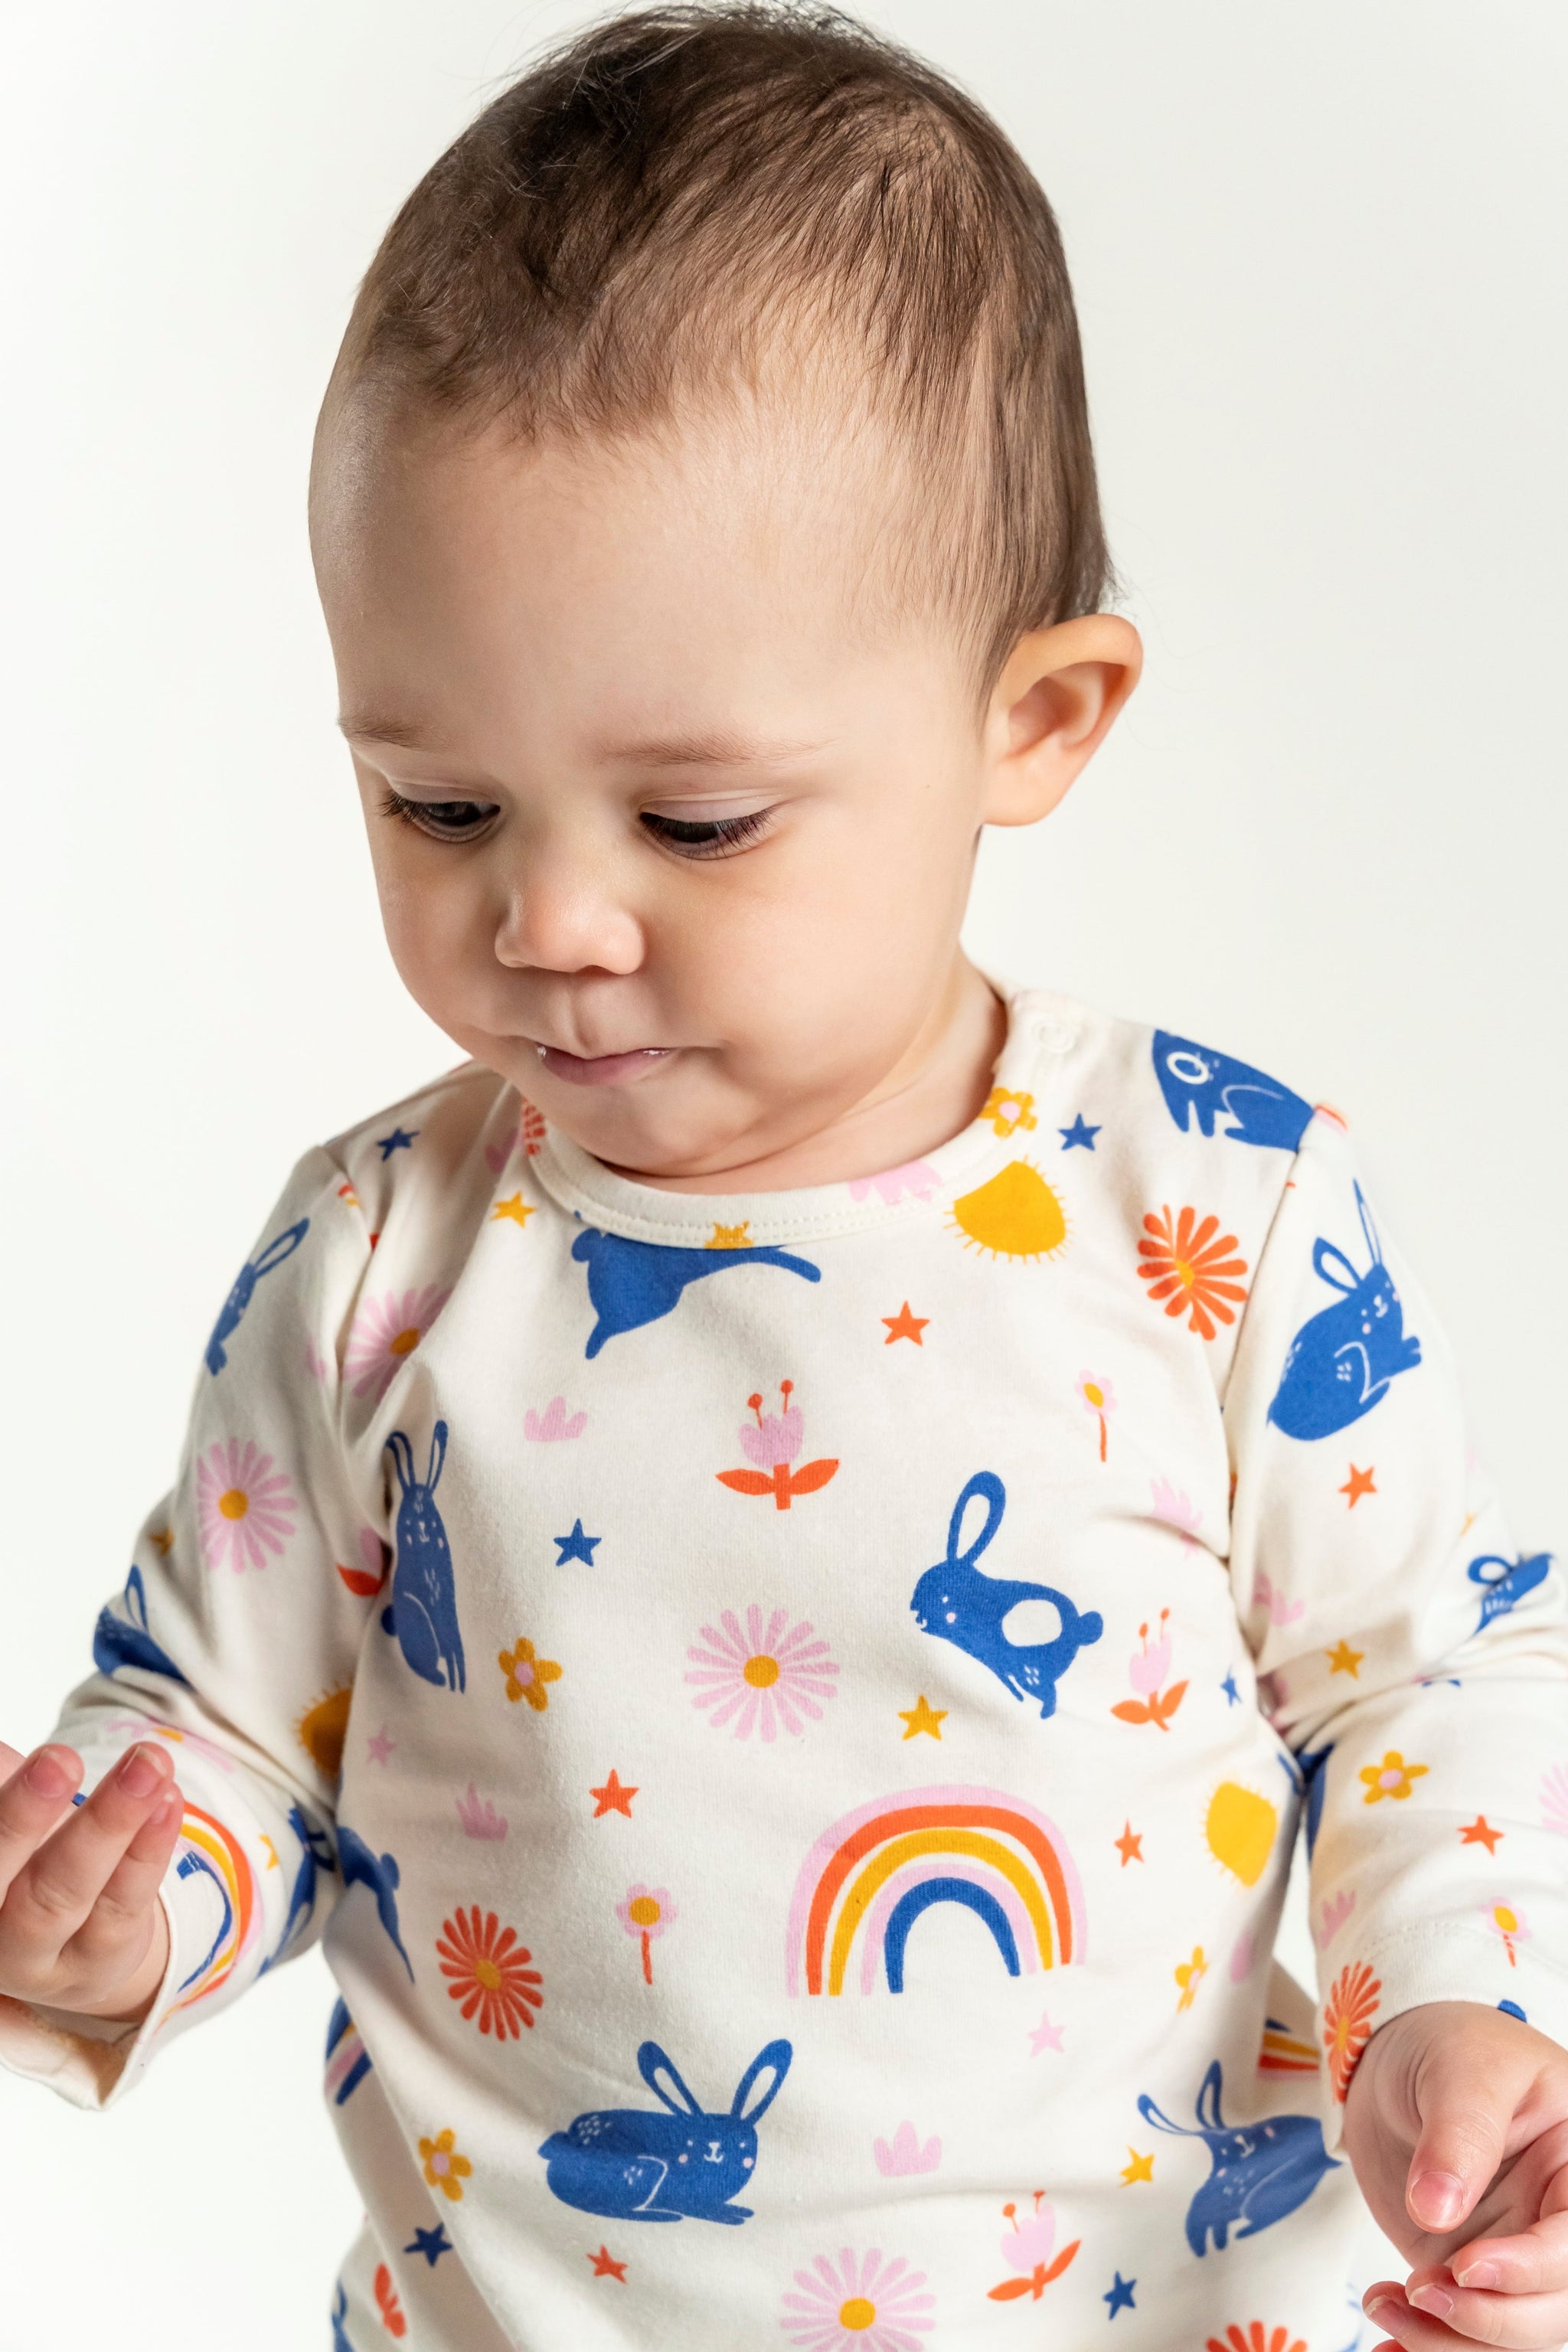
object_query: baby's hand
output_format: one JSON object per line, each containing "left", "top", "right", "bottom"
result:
{"left": 1344, "top": 1998, "right": 1568, "bottom": 2350}
{"left": 0, "top": 1738, "right": 183, "bottom": 2024}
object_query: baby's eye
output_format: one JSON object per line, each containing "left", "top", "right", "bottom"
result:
{"left": 380, "top": 789, "right": 499, "bottom": 841}
{"left": 639, "top": 807, "right": 774, "bottom": 861}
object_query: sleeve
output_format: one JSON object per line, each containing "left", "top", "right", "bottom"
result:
{"left": 0, "top": 1145, "right": 377, "bottom": 2109}
{"left": 1223, "top": 1109, "right": 1568, "bottom": 2148}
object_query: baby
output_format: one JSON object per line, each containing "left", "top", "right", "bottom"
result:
{"left": 3, "top": 9, "right": 1566, "bottom": 2350}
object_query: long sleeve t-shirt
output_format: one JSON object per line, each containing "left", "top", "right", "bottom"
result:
{"left": 4, "top": 984, "right": 1566, "bottom": 2352}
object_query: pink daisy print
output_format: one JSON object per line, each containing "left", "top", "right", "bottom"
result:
{"left": 684, "top": 1606, "right": 838, "bottom": 1742}
{"left": 344, "top": 1285, "right": 452, "bottom": 1402}
{"left": 196, "top": 1440, "right": 298, "bottom": 1573}
{"left": 781, "top": 2248, "right": 934, "bottom": 2350}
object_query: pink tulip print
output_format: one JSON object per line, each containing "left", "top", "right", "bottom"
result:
{"left": 987, "top": 2191, "right": 1080, "bottom": 2302}
{"left": 1111, "top": 1606, "right": 1187, "bottom": 1730}
{"left": 716, "top": 1381, "right": 838, "bottom": 1511}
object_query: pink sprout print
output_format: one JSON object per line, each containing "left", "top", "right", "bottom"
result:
{"left": 1541, "top": 1766, "right": 1568, "bottom": 1836}
{"left": 484, "top": 1099, "right": 546, "bottom": 1174}
{"left": 1150, "top": 1477, "right": 1204, "bottom": 1547}
{"left": 1076, "top": 1371, "right": 1116, "bottom": 1462}
{"left": 684, "top": 1605, "right": 839, "bottom": 1741}
{"left": 1111, "top": 1607, "right": 1187, "bottom": 1730}
{"left": 344, "top": 1285, "right": 452, "bottom": 1403}
{"left": 848, "top": 1160, "right": 940, "bottom": 1207}
{"left": 456, "top": 1782, "right": 508, "bottom": 1841}
{"left": 524, "top": 1395, "right": 587, "bottom": 1442}
{"left": 1317, "top": 1888, "right": 1357, "bottom": 1947}
{"left": 1228, "top": 1927, "right": 1254, "bottom": 1982}
{"left": 1254, "top": 1570, "right": 1305, "bottom": 1628}
{"left": 1486, "top": 1898, "right": 1530, "bottom": 1965}
{"left": 195, "top": 1440, "right": 298, "bottom": 1573}
{"left": 873, "top": 2122, "right": 941, "bottom": 2177}
{"left": 716, "top": 1382, "right": 838, "bottom": 1510}
{"left": 782, "top": 2248, "right": 934, "bottom": 2349}
{"left": 616, "top": 1884, "right": 676, "bottom": 1984}
{"left": 987, "top": 2191, "right": 1080, "bottom": 2303}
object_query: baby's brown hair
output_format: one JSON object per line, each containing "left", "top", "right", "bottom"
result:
{"left": 321, "top": 2, "right": 1119, "bottom": 684}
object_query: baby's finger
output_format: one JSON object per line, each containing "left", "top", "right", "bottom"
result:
{"left": 2, "top": 1744, "right": 173, "bottom": 1950}
{"left": 1452, "top": 2207, "right": 1568, "bottom": 2297}
{"left": 67, "top": 1787, "right": 184, "bottom": 1960}
{"left": 1407, "top": 2271, "right": 1568, "bottom": 2348}
{"left": 0, "top": 1745, "right": 84, "bottom": 1900}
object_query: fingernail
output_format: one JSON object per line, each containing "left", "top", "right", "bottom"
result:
{"left": 1456, "top": 2261, "right": 1500, "bottom": 2289}
{"left": 24, "top": 1749, "right": 72, "bottom": 1798}
{"left": 1410, "top": 2287, "right": 1454, "bottom": 2320}
{"left": 1413, "top": 2171, "right": 1466, "bottom": 2226}
{"left": 118, "top": 1746, "right": 165, "bottom": 1798}
{"left": 1363, "top": 2297, "right": 1398, "bottom": 2325}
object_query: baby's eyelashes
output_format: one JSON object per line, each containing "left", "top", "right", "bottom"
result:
{"left": 380, "top": 787, "right": 500, "bottom": 841}
{"left": 638, "top": 804, "right": 776, "bottom": 859}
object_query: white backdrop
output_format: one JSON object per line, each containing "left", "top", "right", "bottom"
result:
{"left": 2, "top": 5, "right": 1563, "bottom": 2344}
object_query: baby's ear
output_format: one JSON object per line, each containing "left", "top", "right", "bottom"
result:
{"left": 981, "top": 614, "right": 1142, "bottom": 829}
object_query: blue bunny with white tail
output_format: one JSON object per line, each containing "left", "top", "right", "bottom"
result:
{"left": 1138, "top": 2059, "right": 1338, "bottom": 2253}
{"left": 204, "top": 1217, "right": 309, "bottom": 1375}
{"left": 1468, "top": 1550, "right": 1552, "bottom": 1635}
{"left": 381, "top": 1422, "right": 466, "bottom": 1692}
{"left": 910, "top": 1471, "right": 1102, "bottom": 1720}
{"left": 1152, "top": 1031, "right": 1313, "bottom": 1152}
{"left": 1267, "top": 1184, "right": 1422, "bottom": 1440}
{"left": 540, "top": 2039, "right": 792, "bottom": 2224}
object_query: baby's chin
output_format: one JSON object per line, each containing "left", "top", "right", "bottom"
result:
{"left": 488, "top": 1038, "right": 795, "bottom": 1187}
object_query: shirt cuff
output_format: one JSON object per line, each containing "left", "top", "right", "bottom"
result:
{"left": 1316, "top": 1922, "right": 1568, "bottom": 2154}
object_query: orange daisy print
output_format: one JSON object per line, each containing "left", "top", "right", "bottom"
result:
{"left": 1137, "top": 1207, "right": 1249, "bottom": 1341}
{"left": 1207, "top": 2329, "right": 1307, "bottom": 2352}
{"left": 436, "top": 1904, "right": 544, "bottom": 2039}
{"left": 1323, "top": 1960, "right": 1381, "bottom": 2101}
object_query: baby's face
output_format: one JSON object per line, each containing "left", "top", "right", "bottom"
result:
{"left": 313, "top": 406, "right": 1022, "bottom": 1181}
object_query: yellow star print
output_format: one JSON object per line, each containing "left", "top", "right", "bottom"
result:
{"left": 898, "top": 1695, "right": 948, "bottom": 1741}
{"left": 492, "top": 1193, "right": 535, "bottom": 1228}
{"left": 1325, "top": 1639, "right": 1364, "bottom": 1677}
{"left": 706, "top": 1221, "right": 752, "bottom": 1249}
{"left": 260, "top": 1834, "right": 279, "bottom": 1870}
{"left": 1119, "top": 2148, "right": 1155, "bottom": 2185}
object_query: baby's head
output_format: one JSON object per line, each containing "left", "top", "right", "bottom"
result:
{"left": 309, "top": 4, "right": 1141, "bottom": 1184}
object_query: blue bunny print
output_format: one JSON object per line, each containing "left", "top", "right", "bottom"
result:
{"left": 337, "top": 1825, "right": 416, "bottom": 1981}
{"left": 1267, "top": 1184, "right": 1422, "bottom": 1440}
{"left": 1151, "top": 1032, "right": 1313, "bottom": 1152}
{"left": 92, "top": 1563, "right": 191, "bottom": 1687}
{"left": 204, "top": 1217, "right": 309, "bottom": 1375}
{"left": 540, "top": 2039, "right": 792, "bottom": 2224}
{"left": 1137, "top": 2059, "right": 1338, "bottom": 2253}
{"left": 1468, "top": 1551, "right": 1552, "bottom": 1636}
{"left": 910, "top": 1471, "right": 1102, "bottom": 1720}
{"left": 260, "top": 1804, "right": 336, "bottom": 1975}
{"left": 381, "top": 1423, "right": 466, "bottom": 1692}
{"left": 570, "top": 1226, "right": 821, "bottom": 1357}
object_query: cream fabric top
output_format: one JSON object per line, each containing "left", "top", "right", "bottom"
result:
{"left": 5, "top": 985, "right": 1565, "bottom": 2352}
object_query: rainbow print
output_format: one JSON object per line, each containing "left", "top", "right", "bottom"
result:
{"left": 786, "top": 1785, "right": 1084, "bottom": 1997}
{"left": 169, "top": 1802, "right": 260, "bottom": 2011}
{"left": 1258, "top": 2017, "right": 1320, "bottom": 2075}
{"left": 324, "top": 1996, "right": 373, "bottom": 2105}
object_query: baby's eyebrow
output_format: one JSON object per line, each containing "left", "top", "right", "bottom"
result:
{"left": 336, "top": 710, "right": 436, "bottom": 749}
{"left": 596, "top": 727, "right": 828, "bottom": 769}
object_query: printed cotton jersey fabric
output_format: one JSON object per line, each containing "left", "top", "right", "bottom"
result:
{"left": 4, "top": 985, "right": 1566, "bottom": 2352}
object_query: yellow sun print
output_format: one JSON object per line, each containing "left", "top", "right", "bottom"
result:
{"left": 1204, "top": 1782, "right": 1278, "bottom": 1887}
{"left": 296, "top": 1685, "right": 353, "bottom": 1779}
{"left": 949, "top": 1161, "right": 1068, "bottom": 1263}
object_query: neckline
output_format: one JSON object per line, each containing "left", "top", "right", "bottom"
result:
{"left": 526, "top": 982, "right": 1082, "bottom": 1246}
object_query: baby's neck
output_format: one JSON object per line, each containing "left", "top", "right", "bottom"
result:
{"left": 615, "top": 957, "right": 1008, "bottom": 1196}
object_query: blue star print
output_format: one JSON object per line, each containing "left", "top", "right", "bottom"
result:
{"left": 1059, "top": 1115, "right": 1100, "bottom": 1150}
{"left": 377, "top": 1126, "right": 419, "bottom": 1159}
{"left": 554, "top": 1519, "right": 602, "bottom": 1566}
{"left": 406, "top": 2223, "right": 452, "bottom": 2265}
{"left": 1220, "top": 1671, "right": 1240, "bottom": 1706}
{"left": 1104, "top": 2272, "right": 1136, "bottom": 2318}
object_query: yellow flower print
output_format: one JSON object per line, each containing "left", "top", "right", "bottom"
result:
{"left": 981, "top": 1086, "right": 1037, "bottom": 1138}
{"left": 1358, "top": 1750, "right": 1428, "bottom": 1805}
{"left": 419, "top": 2127, "right": 473, "bottom": 2203}
{"left": 1174, "top": 1945, "right": 1209, "bottom": 2010}
{"left": 498, "top": 1638, "right": 563, "bottom": 1712}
